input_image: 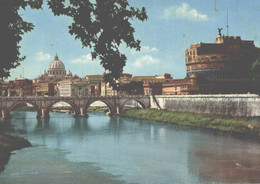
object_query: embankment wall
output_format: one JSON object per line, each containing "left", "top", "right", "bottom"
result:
{"left": 150, "top": 94, "right": 260, "bottom": 117}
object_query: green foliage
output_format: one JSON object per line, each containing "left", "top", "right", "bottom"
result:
{"left": 0, "top": 0, "right": 43, "bottom": 79}
{"left": 25, "top": 78, "right": 32, "bottom": 85}
{"left": 47, "top": 0, "right": 147, "bottom": 89}
{"left": 121, "top": 108, "right": 260, "bottom": 137}
{"left": 251, "top": 55, "right": 260, "bottom": 80}
{"left": 1, "top": 0, "right": 147, "bottom": 88}
{"left": 120, "top": 81, "right": 143, "bottom": 94}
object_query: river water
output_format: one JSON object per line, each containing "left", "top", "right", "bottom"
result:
{"left": 0, "top": 111, "right": 260, "bottom": 184}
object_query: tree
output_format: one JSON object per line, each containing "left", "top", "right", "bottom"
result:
{"left": 249, "top": 54, "right": 260, "bottom": 94}
{"left": 120, "top": 81, "right": 143, "bottom": 95}
{"left": 47, "top": 0, "right": 147, "bottom": 89}
{"left": 251, "top": 55, "right": 260, "bottom": 80}
{"left": 0, "top": 0, "right": 43, "bottom": 80}
{"left": 1, "top": 0, "right": 147, "bottom": 89}
{"left": 25, "top": 78, "right": 32, "bottom": 85}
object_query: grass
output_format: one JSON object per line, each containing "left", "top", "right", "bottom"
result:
{"left": 121, "top": 108, "right": 260, "bottom": 137}
{"left": 0, "top": 133, "right": 31, "bottom": 173}
{"left": 13, "top": 106, "right": 35, "bottom": 111}
{"left": 88, "top": 106, "right": 109, "bottom": 113}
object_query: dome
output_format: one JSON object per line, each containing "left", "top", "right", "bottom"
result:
{"left": 67, "top": 70, "right": 73, "bottom": 76}
{"left": 48, "top": 54, "right": 66, "bottom": 77}
{"left": 48, "top": 55, "right": 65, "bottom": 70}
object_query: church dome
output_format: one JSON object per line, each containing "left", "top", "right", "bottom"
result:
{"left": 48, "top": 54, "right": 66, "bottom": 77}
{"left": 48, "top": 55, "right": 65, "bottom": 70}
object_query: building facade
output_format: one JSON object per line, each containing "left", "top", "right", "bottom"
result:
{"left": 58, "top": 79, "right": 89, "bottom": 97}
{"left": 32, "top": 83, "right": 55, "bottom": 96}
{"left": 85, "top": 75, "right": 103, "bottom": 96}
{"left": 0, "top": 78, "right": 33, "bottom": 96}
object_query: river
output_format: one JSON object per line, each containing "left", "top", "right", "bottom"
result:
{"left": 0, "top": 111, "right": 260, "bottom": 184}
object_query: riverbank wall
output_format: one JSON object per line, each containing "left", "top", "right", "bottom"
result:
{"left": 150, "top": 94, "right": 260, "bottom": 117}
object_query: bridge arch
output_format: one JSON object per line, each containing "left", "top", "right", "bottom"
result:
{"left": 46, "top": 100, "right": 80, "bottom": 117}
{"left": 6, "top": 101, "right": 40, "bottom": 119}
{"left": 120, "top": 99, "right": 148, "bottom": 113}
{"left": 9, "top": 101, "right": 39, "bottom": 112}
{"left": 86, "top": 99, "right": 117, "bottom": 115}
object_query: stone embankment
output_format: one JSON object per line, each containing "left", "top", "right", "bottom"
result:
{"left": 121, "top": 108, "right": 260, "bottom": 137}
{"left": 150, "top": 94, "right": 260, "bottom": 117}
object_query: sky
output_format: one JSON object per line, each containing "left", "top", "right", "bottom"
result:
{"left": 8, "top": 0, "right": 260, "bottom": 80}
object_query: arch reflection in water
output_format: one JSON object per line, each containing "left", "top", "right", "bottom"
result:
{"left": 9, "top": 111, "right": 38, "bottom": 133}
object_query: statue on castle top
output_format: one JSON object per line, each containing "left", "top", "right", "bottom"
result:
{"left": 218, "top": 28, "right": 223, "bottom": 36}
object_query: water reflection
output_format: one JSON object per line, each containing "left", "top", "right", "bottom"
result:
{"left": 1, "top": 111, "right": 260, "bottom": 184}
{"left": 187, "top": 134, "right": 260, "bottom": 183}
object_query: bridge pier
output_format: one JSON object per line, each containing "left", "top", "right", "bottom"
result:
{"left": 116, "top": 107, "right": 120, "bottom": 115}
{"left": 79, "top": 107, "right": 88, "bottom": 117}
{"left": 1, "top": 109, "right": 11, "bottom": 120}
{"left": 72, "top": 107, "right": 88, "bottom": 118}
{"left": 41, "top": 109, "right": 50, "bottom": 119}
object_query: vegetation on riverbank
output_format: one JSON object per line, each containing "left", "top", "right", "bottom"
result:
{"left": 13, "top": 106, "right": 35, "bottom": 111}
{"left": 88, "top": 106, "right": 109, "bottom": 113}
{"left": 0, "top": 133, "right": 31, "bottom": 173}
{"left": 121, "top": 108, "right": 260, "bottom": 137}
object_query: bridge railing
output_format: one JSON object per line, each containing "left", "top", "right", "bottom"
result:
{"left": 0, "top": 95, "right": 150, "bottom": 100}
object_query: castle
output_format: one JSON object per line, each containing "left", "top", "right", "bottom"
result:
{"left": 157, "top": 30, "right": 260, "bottom": 95}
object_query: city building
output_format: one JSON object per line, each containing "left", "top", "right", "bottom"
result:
{"left": 33, "top": 54, "right": 78, "bottom": 84}
{"left": 85, "top": 74, "right": 103, "bottom": 96}
{"left": 100, "top": 73, "right": 133, "bottom": 96}
{"left": 32, "top": 54, "right": 79, "bottom": 96}
{"left": 32, "top": 82, "right": 55, "bottom": 96}
{"left": 58, "top": 78, "right": 89, "bottom": 97}
{"left": 0, "top": 77, "right": 32, "bottom": 96}
{"left": 132, "top": 73, "right": 173, "bottom": 95}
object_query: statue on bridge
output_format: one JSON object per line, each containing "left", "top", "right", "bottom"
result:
{"left": 19, "top": 88, "right": 23, "bottom": 97}
{"left": 7, "top": 89, "right": 10, "bottom": 97}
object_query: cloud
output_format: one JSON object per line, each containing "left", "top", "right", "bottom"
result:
{"left": 131, "top": 45, "right": 159, "bottom": 55}
{"left": 142, "top": 46, "right": 159, "bottom": 52}
{"left": 71, "top": 54, "right": 96, "bottom": 64}
{"left": 35, "top": 51, "right": 51, "bottom": 61}
{"left": 163, "top": 3, "right": 208, "bottom": 22}
{"left": 132, "top": 55, "right": 160, "bottom": 68}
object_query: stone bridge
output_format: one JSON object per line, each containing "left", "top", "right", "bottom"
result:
{"left": 0, "top": 96, "right": 150, "bottom": 119}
